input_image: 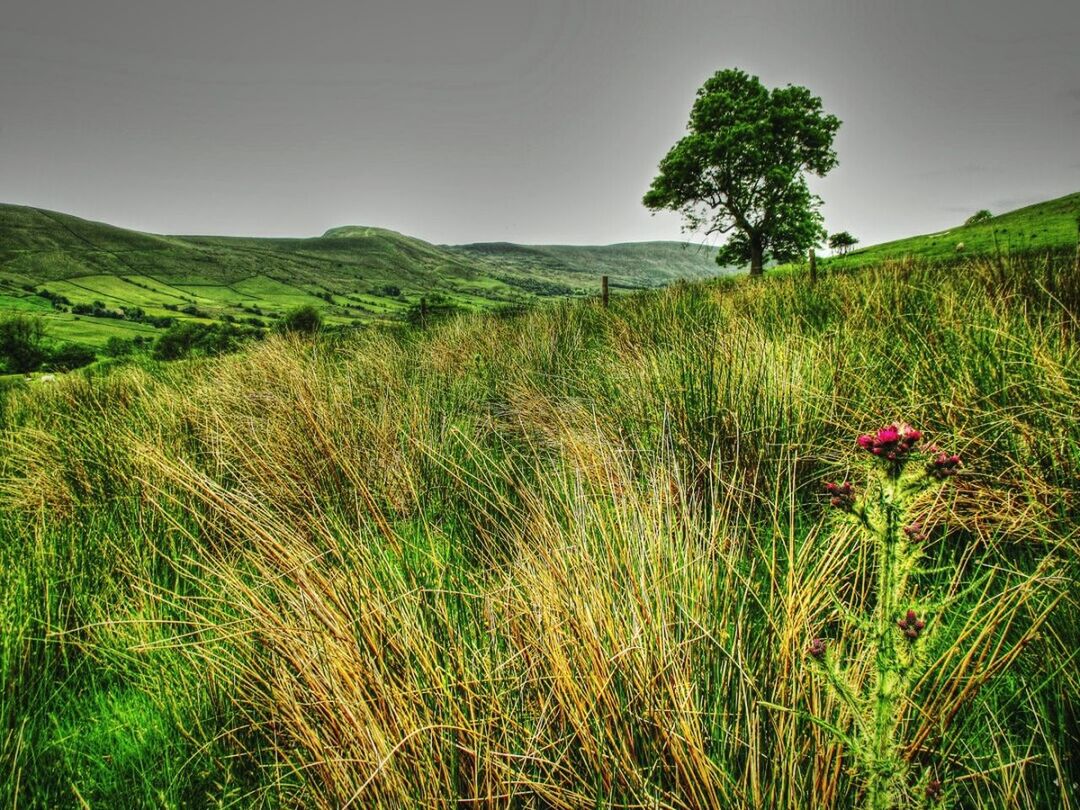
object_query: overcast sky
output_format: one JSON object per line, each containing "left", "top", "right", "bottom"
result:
{"left": 2, "top": 0, "right": 1078, "bottom": 247}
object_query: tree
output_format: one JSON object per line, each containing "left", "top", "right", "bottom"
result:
{"left": 965, "top": 209, "right": 992, "bottom": 226}
{"left": 0, "top": 314, "right": 48, "bottom": 373}
{"left": 644, "top": 69, "right": 841, "bottom": 275}
{"left": 828, "top": 231, "right": 859, "bottom": 256}
{"left": 281, "top": 305, "right": 323, "bottom": 335}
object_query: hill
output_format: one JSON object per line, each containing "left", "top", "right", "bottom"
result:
{"left": 824, "top": 191, "right": 1080, "bottom": 268}
{"left": 0, "top": 205, "right": 722, "bottom": 347}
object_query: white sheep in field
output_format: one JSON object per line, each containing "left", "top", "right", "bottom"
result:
{"left": 955, "top": 242, "right": 965, "bottom": 252}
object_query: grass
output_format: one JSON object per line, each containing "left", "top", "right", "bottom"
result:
{"left": 824, "top": 191, "right": 1080, "bottom": 269}
{"left": 0, "top": 248, "right": 1076, "bottom": 807}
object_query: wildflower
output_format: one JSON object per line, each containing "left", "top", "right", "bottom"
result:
{"left": 926, "top": 778, "right": 943, "bottom": 801}
{"left": 857, "top": 423, "right": 922, "bottom": 464}
{"left": 929, "top": 451, "right": 962, "bottom": 479}
{"left": 897, "top": 609, "right": 926, "bottom": 640}
{"left": 824, "top": 481, "right": 855, "bottom": 511}
{"left": 903, "top": 522, "right": 928, "bottom": 542}
{"left": 808, "top": 638, "right": 827, "bottom": 659}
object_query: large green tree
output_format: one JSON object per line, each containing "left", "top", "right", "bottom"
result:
{"left": 644, "top": 69, "right": 841, "bottom": 275}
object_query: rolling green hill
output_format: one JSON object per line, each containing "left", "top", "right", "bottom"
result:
{"left": 0, "top": 205, "right": 722, "bottom": 349}
{"left": 824, "top": 191, "right": 1080, "bottom": 268}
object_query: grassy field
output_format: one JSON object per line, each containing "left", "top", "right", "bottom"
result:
{"left": 0, "top": 248, "right": 1076, "bottom": 807}
{"left": 823, "top": 191, "right": 1080, "bottom": 269}
{"left": 0, "top": 205, "right": 724, "bottom": 351}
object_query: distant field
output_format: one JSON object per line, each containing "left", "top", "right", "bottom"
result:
{"left": 0, "top": 204, "right": 724, "bottom": 349}
{"left": 40, "top": 312, "right": 160, "bottom": 346}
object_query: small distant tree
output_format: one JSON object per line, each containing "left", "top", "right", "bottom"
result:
{"left": 644, "top": 68, "right": 841, "bottom": 275}
{"left": 0, "top": 314, "right": 48, "bottom": 373}
{"left": 828, "top": 231, "right": 859, "bottom": 256}
{"left": 965, "top": 209, "right": 992, "bottom": 226}
{"left": 281, "top": 305, "right": 323, "bottom": 335}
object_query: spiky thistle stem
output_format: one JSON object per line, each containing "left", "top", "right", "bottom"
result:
{"left": 814, "top": 424, "right": 961, "bottom": 809}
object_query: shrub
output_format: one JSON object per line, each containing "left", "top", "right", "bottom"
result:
{"left": 103, "top": 337, "right": 136, "bottom": 358}
{"left": 153, "top": 322, "right": 209, "bottom": 360}
{"left": 280, "top": 305, "right": 323, "bottom": 335}
{"left": 46, "top": 343, "right": 97, "bottom": 372}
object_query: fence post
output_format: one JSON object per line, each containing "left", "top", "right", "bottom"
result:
{"left": 809, "top": 248, "right": 817, "bottom": 285}
{"left": 601, "top": 275, "right": 609, "bottom": 308}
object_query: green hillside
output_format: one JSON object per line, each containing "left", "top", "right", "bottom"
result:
{"left": 825, "top": 191, "right": 1080, "bottom": 268}
{"left": 0, "top": 205, "right": 723, "bottom": 349}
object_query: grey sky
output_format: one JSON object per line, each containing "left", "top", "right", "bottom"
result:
{"left": 2, "top": 0, "right": 1078, "bottom": 248}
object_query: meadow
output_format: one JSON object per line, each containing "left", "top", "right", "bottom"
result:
{"left": 0, "top": 247, "right": 1076, "bottom": 807}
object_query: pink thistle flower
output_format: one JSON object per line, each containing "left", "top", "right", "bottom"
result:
{"left": 808, "top": 638, "right": 826, "bottom": 659}
{"left": 876, "top": 425, "right": 900, "bottom": 445}
{"left": 857, "top": 422, "right": 924, "bottom": 467}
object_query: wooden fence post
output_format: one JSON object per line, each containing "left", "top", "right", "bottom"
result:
{"left": 601, "top": 275, "right": 609, "bottom": 307}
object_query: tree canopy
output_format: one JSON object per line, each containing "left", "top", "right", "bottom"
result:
{"left": 828, "top": 231, "right": 859, "bottom": 255}
{"left": 644, "top": 69, "right": 840, "bottom": 275}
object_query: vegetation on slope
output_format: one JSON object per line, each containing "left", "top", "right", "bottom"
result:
{"left": 824, "top": 191, "right": 1080, "bottom": 268}
{"left": 0, "top": 204, "right": 722, "bottom": 358}
{"left": 0, "top": 251, "right": 1076, "bottom": 807}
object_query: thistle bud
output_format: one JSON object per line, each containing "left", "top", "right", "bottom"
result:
{"left": 929, "top": 452, "right": 961, "bottom": 479}
{"left": 903, "top": 523, "right": 928, "bottom": 542}
{"left": 824, "top": 481, "right": 856, "bottom": 511}
{"left": 898, "top": 610, "right": 926, "bottom": 640}
{"left": 926, "top": 778, "right": 942, "bottom": 801}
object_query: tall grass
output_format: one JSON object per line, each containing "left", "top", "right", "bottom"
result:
{"left": 0, "top": 255, "right": 1077, "bottom": 807}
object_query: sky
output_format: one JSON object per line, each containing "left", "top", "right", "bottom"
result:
{"left": 1, "top": 0, "right": 1078, "bottom": 248}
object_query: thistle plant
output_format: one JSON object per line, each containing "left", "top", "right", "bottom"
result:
{"left": 812, "top": 424, "right": 962, "bottom": 810}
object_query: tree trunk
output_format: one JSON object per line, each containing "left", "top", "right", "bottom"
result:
{"left": 749, "top": 241, "right": 764, "bottom": 276}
